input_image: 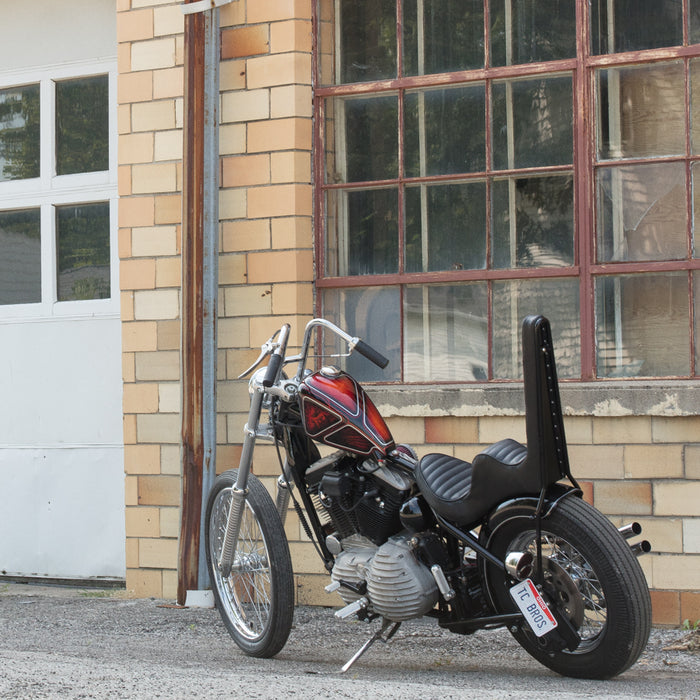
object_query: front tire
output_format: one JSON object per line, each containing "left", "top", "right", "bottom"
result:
{"left": 483, "top": 496, "right": 651, "bottom": 679}
{"left": 205, "top": 469, "right": 294, "bottom": 658}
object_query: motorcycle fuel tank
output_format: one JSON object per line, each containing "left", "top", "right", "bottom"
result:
{"left": 299, "top": 366, "right": 395, "bottom": 457}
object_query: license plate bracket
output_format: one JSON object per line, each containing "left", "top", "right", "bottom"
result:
{"left": 509, "top": 578, "right": 558, "bottom": 637}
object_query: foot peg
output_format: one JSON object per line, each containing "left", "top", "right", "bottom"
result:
{"left": 341, "top": 617, "right": 401, "bottom": 673}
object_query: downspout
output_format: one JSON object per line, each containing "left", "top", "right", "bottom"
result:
{"left": 178, "top": 0, "right": 221, "bottom": 605}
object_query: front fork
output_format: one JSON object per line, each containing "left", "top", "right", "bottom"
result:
{"left": 217, "top": 388, "right": 265, "bottom": 577}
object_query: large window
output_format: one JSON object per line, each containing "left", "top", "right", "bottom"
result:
{"left": 0, "top": 67, "right": 115, "bottom": 313}
{"left": 315, "top": 0, "right": 700, "bottom": 382}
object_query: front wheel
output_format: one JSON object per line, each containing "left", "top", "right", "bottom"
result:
{"left": 205, "top": 469, "right": 294, "bottom": 658}
{"left": 482, "top": 496, "right": 651, "bottom": 679}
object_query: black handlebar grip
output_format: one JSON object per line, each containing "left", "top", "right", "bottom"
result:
{"left": 355, "top": 340, "right": 389, "bottom": 369}
{"left": 262, "top": 353, "right": 283, "bottom": 387}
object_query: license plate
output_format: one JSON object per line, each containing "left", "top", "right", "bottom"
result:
{"left": 509, "top": 579, "right": 558, "bottom": 637}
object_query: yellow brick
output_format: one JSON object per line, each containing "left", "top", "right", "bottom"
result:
{"left": 155, "top": 257, "right": 181, "bottom": 288}
{"left": 217, "top": 381, "right": 251, "bottom": 413}
{"left": 132, "top": 0, "right": 173, "bottom": 8}
{"left": 120, "top": 258, "right": 156, "bottom": 291}
{"left": 221, "top": 25, "right": 269, "bottom": 59}
{"left": 561, "top": 416, "right": 593, "bottom": 445}
{"left": 219, "top": 254, "right": 247, "bottom": 286}
{"left": 477, "top": 416, "right": 527, "bottom": 445}
{"left": 135, "top": 350, "right": 180, "bottom": 381}
{"left": 223, "top": 285, "right": 272, "bottom": 317}
{"left": 162, "top": 569, "right": 178, "bottom": 601}
{"left": 248, "top": 184, "right": 312, "bottom": 218}
{"left": 126, "top": 506, "right": 160, "bottom": 537}
{"left": 118, "top": 71, "right": 154, "bottom": 105}
{"left": 124, "top": 444, "right": 161, "bottom": 475}
{"left": 594, "top": 480, "right": 652, "bottom": 516}
{"left": 425, "top": 416, "right": 479, "bottom": 444}
{"left": 222, "top": 219, "right": 271, "bottom": 252}
{"left": 654, "top": 481, "right": 700, "bottom": 516}
{"left": 289, "top": 541, "right": 328, "bottom": 574}
{"left": 134, "top": 289, "right": 180, "bottom": 320}
{"left": 132, "top": 162, "right": 178, "bottom": 194}
{"left": 296, "top": 574, "right": 333, "bottom": 606}
{"left": 247, "top": 117, "right": 311, "bottom": 153}
{"left": 153, "top": 4, "right": 183, "bottom": 37}
{"left": 153, "top": 67, "right": 184, "bottom": 99}
{"left": 131, "top": 100, "right": 176, "bottom": 132}
{"left": 125, "top": 474, "right": 139, "bottom": 506}
{"left": 159, "top": 507, "right": 180, "bottom": 538}
{"left": 686, "top": 445, "right": 700, "bottom": 479}
{"left": 119, "top": 166, "right": 132, "bottom": 198}
{"left": 271, "top": 216, "right": 312, "bottom": 248}
{"left": 222, "top": 154, "right": 270, "bottom": 187}
{"left": 568, "top": 444, "right": 625, "bottom": 479}
{"left": 137, "top": 413, "right": 181, "bottom": 444}
{"left": 271, "top": 150, "right": 311, "bottom": 184}
{"left": 157, "top": 320, "right": 180, "bottom": 350}
{"left": 270, "top": 84, "right": 313, "bottom": 119}
{"left": 161, "top": 445, "right": 181, "bottom": 475}
{"left": 138, "top": 475, "right": 181, "bottom": 508}
{"left": 123, "top": 381, "right": 159, "bottom": 414}
{"left": 139, "top": 537, "right": 179, "bottom": 569}
{"left": 117, "top": 8, "right": 154, "bottom": 43}
{"left": 220, "top": 60, "right": 247, "bottom": 91}
{"left": 155, "top": 194, "right": 182, "bottom": 225}
{"left": 220, "top": 188, "right": 247, "bottom": 220}
{"left": 271, "top": 282, "right": 312, "bottom": 315}
{"left": 651, "top": 554, "right": 700, "bottom": 590}
{"left": 131, "top": 37, "right": 176, "bottom": 72}
{"left": 624, "top": 445, "right": 684, "bottom": 479}
{"left": 385, "top": 416, "right": 426, "bottom": 445}
{"left": 611, "top": 516, "right": 683, "bottom": 554}
{"left": 125, "top": 538, "right": 139, "bottom": 569}
{"left": 219, "top": 123, "right": 246, "bottom": 155}
{"left": 593, "top": 416, "right": 652, "bottom": 444}
{"left": 126, "top": 568, "right": 162, "bottom": 598}
{"left": 218, "top": 317, "right": 250, "bottom": 349}
{"left": 124, "top": 412, "right": 138, "bottom": 445}
{"left": 221, "top": 88, "right": 270, "bottom": 124}
{"left": 154, "top": 130, "right": 182, "bottom": 161}
{"left": 247, "top": 248, "right": 313, "bottom": 283}
{"left": 219, "top": 0, "right": 245, "bottom": 26}
{"left": 131, "top": 226, "right": 178, "bottom": 257}
{"left": 120, "top": 196, "right": 155, "bottom": 228}
{"left": 652, "top": 416, "right": 700, "bottom": 443}
{"left": 158, "top": 383, "right": 180, "bottom": 413}
{"left": 248, "top": 0, "right": 311, "bottom": 24}
{"left": 121, "top": 291, "right": 135, "bottom": 322}
{"left": 247, "top": 52, "right": 312, "bottom": 89}
{"left": 270, "top": 19, "right": 312, "bottom": 54}
{"left": 123, "top": 352, "right": 136, "bottom": 383}
{"left": 249, "top": 314, "right": 311, "bottom": 346}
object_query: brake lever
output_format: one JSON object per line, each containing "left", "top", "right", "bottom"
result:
{"left": 237, "top": 333, "right": 279, "bottom": 380}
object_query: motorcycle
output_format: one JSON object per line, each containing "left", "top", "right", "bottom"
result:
{"left": 205, "top": 314, "right": 651, "bottom": 680}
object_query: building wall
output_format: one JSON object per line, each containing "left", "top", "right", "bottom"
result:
{"left": 116, "top": 0, "right": 700, "bottom": 625}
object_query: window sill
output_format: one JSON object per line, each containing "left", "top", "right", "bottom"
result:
{"left": 367, "top": 380, "right": 699, "bottom": 418}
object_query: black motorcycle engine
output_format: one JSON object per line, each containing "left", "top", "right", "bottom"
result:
{"left": 305, "top": 452, "right": 413, "bottom": 545}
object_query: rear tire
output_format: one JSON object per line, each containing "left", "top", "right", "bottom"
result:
{"left": 483, "top": 496, "right": 651, "bottom": 679}
{"left": 205, "top": 469, "right": 294, "bottom": 658}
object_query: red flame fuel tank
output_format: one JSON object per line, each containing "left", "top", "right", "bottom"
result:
{"left": 299, "top": 366, "right": 395, "bottom": 458}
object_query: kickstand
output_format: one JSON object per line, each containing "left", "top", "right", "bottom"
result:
{"left": 341, "top": 618, "right": 401, "bottom": 674}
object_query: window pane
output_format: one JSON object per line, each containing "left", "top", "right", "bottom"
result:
{"left": 492, "top": 76, "right": 573, "bottom": 170}
{"left": 405, "top": 85, "right": 485, "bottom": 177}
{"left": 692, "top": 1, "right": 700, "bottom": 45}
{"left": 405, "top": 182, "right": 486, "bottom": 272}
{"left": 590, "top": 0, "right": 682, "bottom": 54}
{"left": 597, "top": 163, "right": 687, "bottom": 262}
{"left": 596, "top": 273, "right": 689, "bottom": 377}
{"left": 690, "top": 59, "right": 700, "bottom": 154}
{"left": 490, "top": 0, "right": 576, "bottom": 66}
{"left": 597, "top": 63, "right": 685, "bottom": 160}
{"left": 493, "top": 278, "right": 580, "bottom": 379}
{"left": 337, "top": 0, "right": 396, "bottom": 84}
{"left": 0, "top": 84, "right": 40, "bottom": 182}
{"left": 56, "top": 202, "right": 110, "bottom": 301}
{"left": 329, "top": 95, "right": 398, "bottom": 183}
{"left": 325, "top": 188, "right": 398, "bottom": 276}
{"left": 405, "top": 284, "right": 488, "bottom": 382}
{"left": 0, "top": 208, "right": 41, "bottom": 304}
{"left": 695, "top": 272, "right": 700, "bottom": 373}
{"left": 693, "top": 163, "right": 700, "bottom": 258}
{"left": 56, "top": 75, "right": 108, "bottom": 176}
{"left": 322, "top": 286, "right": 401, "bottom": 382}
{"left": 492, "top": 175, "right": 574, "bottom": 269}
{"left": 403, "top": 0, "right": 484, "bottom": 75}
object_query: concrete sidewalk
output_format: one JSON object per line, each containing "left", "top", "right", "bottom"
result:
{"left": 0, "top": 582, "right": 698, "bottom": 699}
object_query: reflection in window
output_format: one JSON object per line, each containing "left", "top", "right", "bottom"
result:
{"left": 56, "top": 75, "right": 109, "bottom": 175}
{"left": 597, "top": 163, "right": 687, "bottom": 263}
{"left": 403, "top": 0, "right": 484, "bottom": 75}
{"left": 597, "top": 63, "right": 685, "bottom": 160}
{"left": 0, "top": 84, "right": 40, "bottom": 182}
{"left": 0, "top": 208, "right": 41, "bottom": 304}
{"left": 405, "top": 85, "right": 485, "bottom": 177}
{"left": 56, "top": 202, "right": 110, "bottom": 301}
{"left": 322, "top": 286, "right": 401, "bottom": 382}
{"left": 493, "top": 277, "right": 580, "bottom": 379}
{"left": 490, "top": 0, "right": 576, "bottom": 66}
{"left": 492, "top": 76, "right": 573, "bottom": 170}
{"left": 596, "top": 273, "right": 689, "bottom": 377}
{"left": 590, "top": 0, "right": 683, "bottom": 54}
{"left": 405, "top": 182, "right": 486, "bottom": 272}
{"left": 404, "top": 284, "right": 488, "bottom": 382}
{"left": 492, "top": 175, "right": 574, "bottom": 269}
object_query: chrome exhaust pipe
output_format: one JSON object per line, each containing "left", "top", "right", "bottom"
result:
{"left": 618, "top": 522, "right": 642, "bottom": 540}
{"left": 505, "top": 551, "right": 534, "bottom": 581}
{"left": 630, "top": 540, "right": 652, "bottom": 557}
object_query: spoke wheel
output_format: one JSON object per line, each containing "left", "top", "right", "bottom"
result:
{"left": 483, "top": 496, "right": 651, "bottom": 679}
{"left": 206, "top": 470, "right": 294, "bottom": 658}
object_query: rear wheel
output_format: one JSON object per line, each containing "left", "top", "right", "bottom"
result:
{"left": 483, "top": 496, "right": 651, "bottom": 679}
{"left": 205, "top": 469, "right": 294, "bottom": 658}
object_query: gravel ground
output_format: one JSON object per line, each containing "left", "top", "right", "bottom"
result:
{"left": 0, "top": 582, "right": 698, "bottom": 699}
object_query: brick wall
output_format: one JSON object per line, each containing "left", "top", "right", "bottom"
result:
{"left": 117, "top": 0, "right": 699, "bottom": 626}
